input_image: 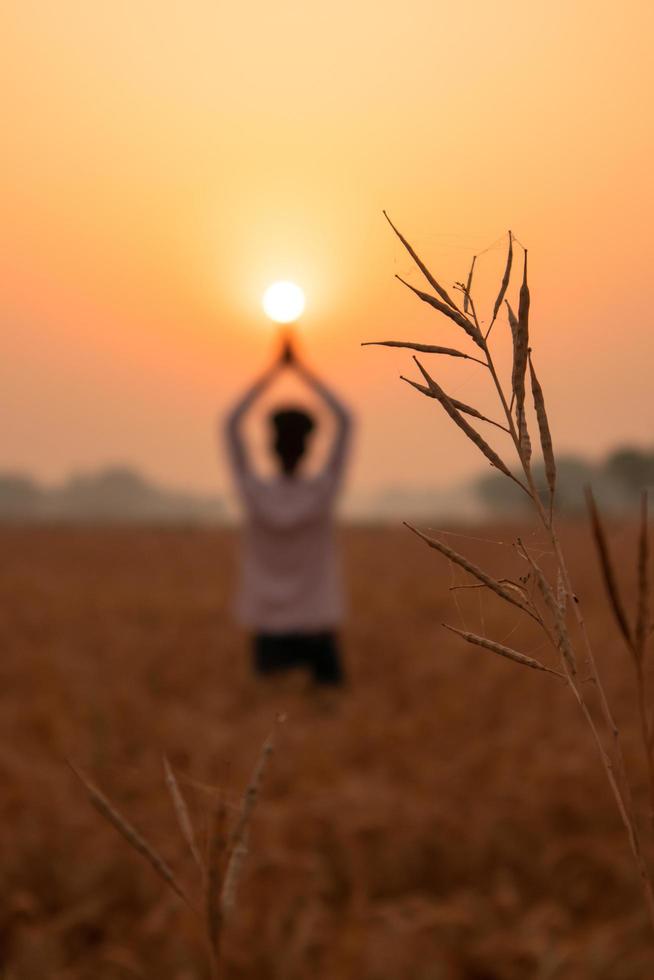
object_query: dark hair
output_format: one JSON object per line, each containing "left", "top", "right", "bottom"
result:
{"left": 270, "top": 406, "right": 315, "bottom": 476}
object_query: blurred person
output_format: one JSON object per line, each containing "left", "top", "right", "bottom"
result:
{"left": 224, "top": 338, "right": 353, "bottom": 686}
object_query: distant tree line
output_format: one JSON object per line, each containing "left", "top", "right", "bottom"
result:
{"left": 0, "top": 467, "right": 226, "bottom": 523}
{"left": 477, "top": 446, "right": 654, "bottom": 516}
{"left": 2, "top": 447, "right": 651, "bottom": 523}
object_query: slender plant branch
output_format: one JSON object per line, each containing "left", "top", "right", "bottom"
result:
{"left": 374, "top": 215, "right": 654, "bottom": 934}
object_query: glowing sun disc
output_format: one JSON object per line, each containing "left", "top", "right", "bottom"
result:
{"left": 262, "top": 281, "right": 305, "bottom": 323}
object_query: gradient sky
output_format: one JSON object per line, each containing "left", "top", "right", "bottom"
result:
{"left": 2, "top": 1, "right": 653, "bottom": 502}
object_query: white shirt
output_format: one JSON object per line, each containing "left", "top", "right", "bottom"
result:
{"left": 232, "top": 470, "right": 345, "bottom": 632}
{"left": 225, "top": 385, "right": 351, "bottom": 634}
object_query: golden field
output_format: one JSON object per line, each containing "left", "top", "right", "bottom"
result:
{"left": 1, "top": 522, "right": 653, "bottom": 979}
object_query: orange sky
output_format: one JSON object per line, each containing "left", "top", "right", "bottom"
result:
{"left": 2, "top": 1, "right": 653, "bottom": 502}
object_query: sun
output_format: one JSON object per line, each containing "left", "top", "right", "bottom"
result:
{"left": 262, "top": 281, "right": 305, "bottom": 323}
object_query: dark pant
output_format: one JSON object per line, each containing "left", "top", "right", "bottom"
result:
{"left": 253, "top": 631, "right": 344, "bottom": 686}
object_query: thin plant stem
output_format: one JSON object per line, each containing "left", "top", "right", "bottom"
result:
{"left": 636, "top": 659, "right": 654, "bottom": 830}
{"left": 378, "top": 220, "right": 654, "bottom": 933}
{"left": 566, "top": 672, "right": 654, "bottom": 930}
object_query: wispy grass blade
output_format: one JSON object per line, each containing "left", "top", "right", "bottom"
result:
{"left": 69, "top": 762, "right": 192, "bottom": 909}
{"left": 221, "top": 838, "right": 248, "bottom": 918}
{"left": 163, "top": 756, "right": 204, "bottom": 875}
{"left": 206, "top": 791, "right": 228, "bottom": 970}
{"left": 227, "top": 733, "right": 274, "bottom": 856}
{"left": 220, "top": 732, "right": 274, "bottom": 920}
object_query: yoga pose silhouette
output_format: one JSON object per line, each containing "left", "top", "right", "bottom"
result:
{"left": 224, "top": 338, "right": 353, "bottom": 685}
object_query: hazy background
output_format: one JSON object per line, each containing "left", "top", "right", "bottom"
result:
{"left": 2, "top": 0, "right": 653, "bottom": 513}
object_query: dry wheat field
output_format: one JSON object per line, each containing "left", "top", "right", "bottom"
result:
{"left": 1, "top": 522, "right": 653, "bottom": 979}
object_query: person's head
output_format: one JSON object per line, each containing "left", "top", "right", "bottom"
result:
{"left": 270, "top": 406, "right": 315, "bottom": 476}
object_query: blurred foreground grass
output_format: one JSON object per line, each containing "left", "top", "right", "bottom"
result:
{"left": 1, "top": 524, "right": 653, "bottom": 979}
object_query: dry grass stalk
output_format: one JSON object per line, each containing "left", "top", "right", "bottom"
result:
{"left": 556, "top": 568, "right": 567, "bottom": 617}
{"left": 587, "top": 489, "right": 654, "bottom": 828}
{"left": 227, "top": 732, "right": 274, "bottom": 860}
{"left": 412, "top": 357, "right": 522, "bottom": 485}
{"left": 206, "top": 791, "right": 228, "bottom": 974}
{"left": 517, "top": 541, "right": 577, "bottom": 675}
{"left": 208, "top": 728, "right": 275, "bottom": 954}
{"left": 443, "top": 623, "right": 563, "bottom": 677}
{"left": 69, "top": 762, "right": 192, "bottom": 910}
{"left": 220, "top": 839, "right": 248, "bottom": 918}
{"left": 371, "top": 214, "right": 654, "bottom": 933}
{"left": 73, "top": 732, "right": 276, "bottom": 978}
{"left": 163, "top": 755, "right": 204, "bottom": 875}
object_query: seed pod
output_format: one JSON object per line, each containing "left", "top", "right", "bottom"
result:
{"left": 518, "top": 249, "right": 531, "bottom": 337}
{"left": 464, "top": 254, "right": 477, "bottom": 313}
{"left": 405, "top": 523, "right": 540, "bottom": 623}
{"left": 383, "top": 210, "right": 460, "bottom": 311}
{"left": 443, "top": 624, "right": 563, "bottom": 677}
{"left": 519, "top": 547, "right": 577, "bottom": 676}
{"left": 396, "top": 275, "right": 484, "bottom": 346}
{"left": 529, "top": 354, "right": 556, "bottom": 510}
{"left": 512, "top": 250, "right": 530, "bottom": 435}
{"left": 506, "top": 300, "right": 519, "bottom": 342}
{"left": 362, "top": 340, "right": 483, "bottom": 363}
{"left": 506, "top": 300, "right": 521, "bottom": 406}
{"left": 401, "top": 375, "right": 506, "bottom": 431}
{"left": 413, "top": 358, "right": 521, "bottom": 485}
{"left": 517, "top": 404, "right": 532, "bottom": 464}
{"left": 534, "top": 567, "right": 577, "bottom": 675}
{"left": 491, "top": 231, "right": 513, "bottom": 326}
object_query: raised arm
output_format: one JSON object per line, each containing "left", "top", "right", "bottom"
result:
{"left": 293, "top": 355, "right": 353, "bottom": 477}
{"left": 224, "top": 359, "right": 280, "bottom": 479}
